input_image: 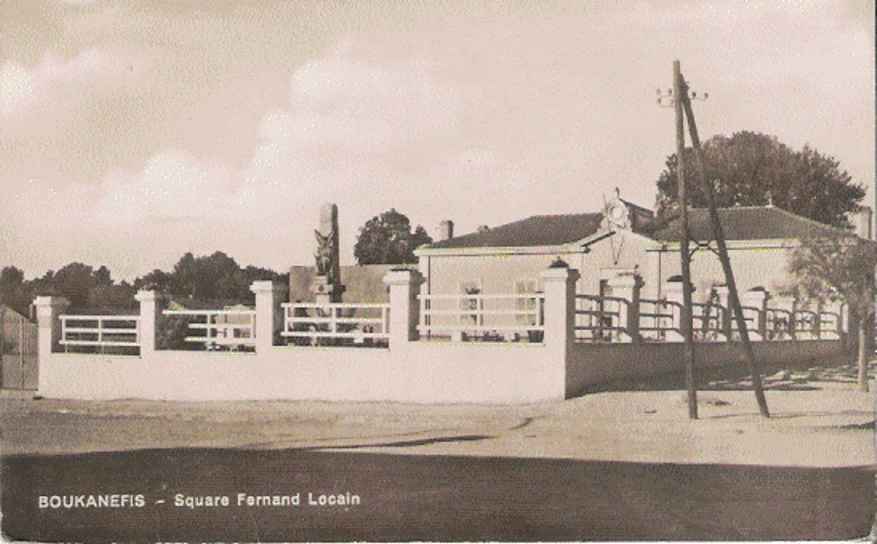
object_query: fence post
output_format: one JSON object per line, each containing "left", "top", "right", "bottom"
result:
{"left": 34, "top": 296, "right": 69, "bottom": 359}
{"left": 250, "top": 281, "right": 286, "bottom": 352}
{"left": 134, "top": 290, "right": 162, "bottom": 357}
{"left": 383, "top": 269, "right": 424, "bottom": 348}
{"left": 540, "top": 265, "right": 580, "bottom": 359}
{"left": 662, "top": 281, "right": 686, "bottom": 342}
{"left": 607, "top": 272, "right": 642, "bottom": 343}
{"left": 741, "top": 288, "right": 768, "bottom": 341}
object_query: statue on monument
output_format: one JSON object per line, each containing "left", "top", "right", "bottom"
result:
{"left": 314, "top": 228, "right": 337, "bottom": 286}
{"left": 312, "top": 203, "right": 343, "bottom": 301}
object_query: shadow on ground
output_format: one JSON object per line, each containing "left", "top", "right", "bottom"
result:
{"left": 2, "top": 447, "right": 873, "bottom": 541}
{"left": 586, "top": 353, "right": 875, "bottom": 394}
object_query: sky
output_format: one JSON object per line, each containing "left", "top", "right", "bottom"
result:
{"left": 1, "top": 0, "right": 874, "bottom": 281}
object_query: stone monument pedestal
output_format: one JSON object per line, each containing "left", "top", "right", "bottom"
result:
{"left": 313, "top": 275, "right": 345, "bottom": 305}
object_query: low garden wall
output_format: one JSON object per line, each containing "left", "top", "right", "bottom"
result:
{"left": 38, "top": 342, "right": 558, "bottom": 404}
{"left": 33, "top": 270, "right": 851, "bottom": 404}
{"left": 566, "top": 339, "right": 845, "bottom": 396}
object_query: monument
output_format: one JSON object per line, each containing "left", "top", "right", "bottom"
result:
{"left": 312, "top": 203, "right": 344, "bottom": 304}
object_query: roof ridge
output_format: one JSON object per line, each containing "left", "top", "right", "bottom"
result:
{"left": 768, "top": 204, "right": 853, "bottom": 236}
{"left": 530, "top": 212, "right": 601, "bottom": 218}
{"left": 689, "top": 205, "right": 769, "bottom": 211}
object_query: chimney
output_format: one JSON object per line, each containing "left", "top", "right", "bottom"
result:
{"left": 438, "top": 220, "right": 454, "bottom": 241}
{"left": 854, "top": 206, "right": 873, "bottom": 239}
{"left": 477, "top": 225, "right": 490, "bottom": 233}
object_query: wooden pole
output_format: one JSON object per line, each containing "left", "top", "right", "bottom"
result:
{"left": 0, "top": 305, "right": 5, "bottom": 389}
{"left": 680, "top": 76, "right": 770, "bottom": 418}
{"left": 674, "top": 60, "right": 698, "bottom": 420}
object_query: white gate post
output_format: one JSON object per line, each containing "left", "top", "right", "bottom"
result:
{"left": 34, "top": 296, "right": 69, "bottom": 358}
{"left": 541, "top": 265, "right": 580, "bottom": 358}
{"left": 251, "top": 281, "right": 286, "bottom": 352}
{"left": 134, "top": 290, "right": 162, "bottom": 357}
{"left": 383, "top": 269, "right": 424, "bottom": 348}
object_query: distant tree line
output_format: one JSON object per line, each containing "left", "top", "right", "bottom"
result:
{"left": 0, "top": 252, "right": 288, "bottom": 315}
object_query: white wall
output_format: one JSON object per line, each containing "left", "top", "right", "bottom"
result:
{"left": 566, "top": 339, "right": 844, "bottom": 397}
{"left": 38, "top": 342, "right": 564, "bottom": 404}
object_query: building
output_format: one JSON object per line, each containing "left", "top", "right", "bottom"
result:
{"left": 416, "top": 193, "right": 873, "bottom": 302}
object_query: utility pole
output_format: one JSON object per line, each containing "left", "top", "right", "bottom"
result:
{"left": 671, "top": 60, "right": 698, "bottom": 420}
{"left": 678, "top": 73, "right": 771, "bottom": 418}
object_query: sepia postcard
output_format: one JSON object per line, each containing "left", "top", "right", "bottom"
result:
{"left": 1, "top": 1, "right": 875, "bottom": 541}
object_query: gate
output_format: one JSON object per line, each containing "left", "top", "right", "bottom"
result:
{"left": 1, "top": 306, "right": 39, "bottom": 390}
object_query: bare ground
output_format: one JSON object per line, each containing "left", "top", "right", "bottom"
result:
{"left": 1, "top": 357, "right": 874, "bottom": 467}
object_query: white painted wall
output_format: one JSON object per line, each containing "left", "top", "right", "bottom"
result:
{"left": 566, "top": 339, "right": 843, "bottom": 397}
{"left": 38, "top": 343, "right": 563, "bottom": 404}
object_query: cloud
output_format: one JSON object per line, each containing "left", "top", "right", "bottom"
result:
{"left": 15, "top": 46, "right": 467, "bottom": 277}
{"left": 93, "top": 151, "right": 236, "bottom": 225}
{"left": 245, "top": 45, "right": 461, "bottom": 182}
{"left": 0, "top": 48, "right": 103, "bottom": 116}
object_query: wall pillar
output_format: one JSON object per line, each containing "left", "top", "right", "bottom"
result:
{"left": 607, "top": 272, "right": 642, "bottom": 343}
{"left": 383, "top": 269, "right": 424, "bottom": 348}
{"left": 134, "top": 290, "right": 162, "bottom": 357}
{"left": 250, "top": 281, "right": 287, "bottom": 352}
{"left": 662, "top": 281, "right": 686, "bottom": 342}
{"left": 34, "top": 296, "right": 69, "bottom": 359}
{"left": 541, "top": 266, "right": 580, "bottom": 361}
{"left": 741, "top": 289, "right": 768, "bottom": 341}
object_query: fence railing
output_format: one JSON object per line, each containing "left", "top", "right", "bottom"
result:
{"left": 60, "top": 315, "right": 140, "bottom": 350}
{"left": 691, "top": 301, "right": 727, "bottom": 341}
{"left": 819, "top": 311, "right": 842, "bottom": 339}
{"left": 575, "top": 294, "right": 628, "bottom": 342}
{"left": 638, "top": 298, "right": 680, "bottom": 341}
{"left": 765, "top": 307, "right": 794, "bottom": 340}
{"left": 418, "top": 293, "right": 544, "bottom": 342}
{"left": 281, "top": 303, "right": 390, "bottom": 346}
{"left": 163, "top": 309, "right": 256, "bottom": 350}
{"left": 571, "top": 294, "right": 844, "bottom": 344}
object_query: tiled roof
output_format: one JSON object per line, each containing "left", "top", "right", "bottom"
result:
{"left": 649, "top": 206, "right": 842, "bottom": 242}
{"left": 426, "top": 213, "right": 604, "bottom": 249}
{"left": 424, "top": 206, "right": 853, "bottom": 251}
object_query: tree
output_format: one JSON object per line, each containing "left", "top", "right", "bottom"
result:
{"left": 354, "top": 209, "right": 433, "bottom": 265}
{"left": 656, "top": 131, "right": 865, "bottom": 228}
{"left": 173, "top": 252, "right": 199, "bottom": 298}
{"left": 135, "top": 269, "right": 173, "bottom": 292}
{"left": 53, "top": 262, "right": 95, "bottom": 308}
{"left": 0, "top": 266, "right": 29, "bottom": 315}
{"left": 787, "top": 231, "right": 877, "bottom": 391}
{"left": 93, "top": 265, "right": 113, "bottom": 287}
